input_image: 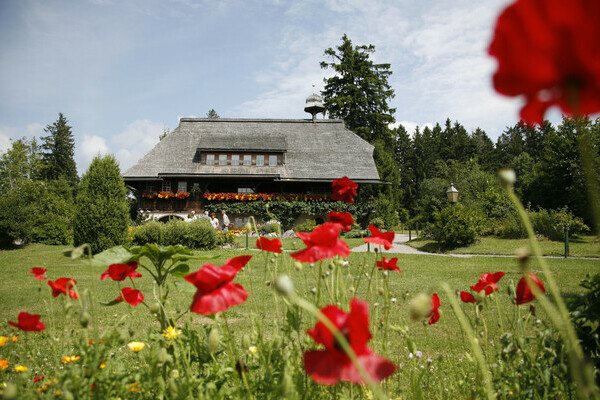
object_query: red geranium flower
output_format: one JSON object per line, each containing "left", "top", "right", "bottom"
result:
{"left": 363, "top": 225, "right": 394, "bottom": 250}
{"left": 256, "top": 237, "right": 282, "bottom": 253}
{"left": 100, "top": 261, "right": 142, "bottom": 281}
{"left": 376, "top": 257, "right": 401, "bottom": 273}
{"left": 471, "top": 271, "right": 505, "bottom": 295}
{"left": 489, "top": 0, "right": 600, "bottom": 124}
{"left": 48, "top": 277, "right": 78, "bottom": 299}
{"left": 184, "top": 255, "right": 252, "bottom": 315}
{"left": 29, "top": 268, "right": 47, "bottom": 280}
{"left": 331, "top": 176, "right": 358, "bottom": 204}
{"left": 303, "top": 298, "right": 398, "bottom": 385}
{"left": 291, "top": 223, "right": 350, "bottom": 263}
{"left": 8, "top": 312, "right": 46, "bottom": 332}
{"left": 427, "top": 294, "right": 441, "bottom": 325}
{"left": 115, "top": 287, "right": 144, "bottom": 307}
{"left": 516, "top": 272, "right": 546, "bottom": 305}
{"left": 460, "top": 291, "right": 477, "bottom": 303}
{"left": 327, "top": 211, "right": 354, "bottom": 232}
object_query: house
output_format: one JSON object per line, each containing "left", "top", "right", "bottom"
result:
{"left": 122, "top": 94, "right": 382, "bottom": 225}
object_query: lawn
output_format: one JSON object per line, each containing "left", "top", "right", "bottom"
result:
{"left": 1, "top": 243, "right": 599, "bottom": 398}
{"left": 407, "top": 235, "right": 600, "bottom": 258}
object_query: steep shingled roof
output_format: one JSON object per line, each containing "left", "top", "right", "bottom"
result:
{"left": 123, "top": 118, "right": 381, "bottom": 182}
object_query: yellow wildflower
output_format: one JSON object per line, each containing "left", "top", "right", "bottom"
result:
{"left": 162, "top": 326, "right": 182, "bottom": 339}
{"left": 99, "top": 362, "right": 107, "bottom": 369}
{"left": 0, "top": 336, "right": 9, "bottom": 347}
{"left": 248, "top": 346, "right": 258, "bottom": 355}
{"left": 10, "top": 336, "right": 18, "bottom": 343}
{"left": 61, "top": 355, "right": 81, "bottom": 363}
{"left": 129, "top": 382, "right": 142, "bottom": 392}
{"left": 0, "top": 360, "right": 8, "bottom": 370}
{"left": 38, "top": 385, "right": 48, "bottom": 393}
{"left": 127, "top": 341, "right": 145, "bottom": 352}
{"left": 15, "top": 365, "right": 28, "bottom": 373}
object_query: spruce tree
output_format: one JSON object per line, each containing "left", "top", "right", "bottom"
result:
{"left": 73, "top": 155, "right": 129, "bottom": 253}
{"left": 40, "top": 113, "right": 77, "bottom": 184}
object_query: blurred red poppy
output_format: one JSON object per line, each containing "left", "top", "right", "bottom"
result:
{"left": 256, "top": 237, "right": 282, "bottom": 253}
{"left": 331, "top": 176, "right": 358, "bottom": 204}
{"left": 184, "top": 255, "right": 252, "bottom": 315}
{"left": 33, "top": 375, "right": 44, "bottom": 383}
{"left": 48, "top": 277, "right": 78, "bottom": 299}
{"left": 8, "top": 312, "right": 46, "bottom": 332}
{"left": 327, "top": 211, "right": 354, "bottom": 232}
{"left": 115, "top": 287, "right": 144, "bottom": 307}
{"left": 516, "top": 272, "right": 546, "bottom": 305}
{"left": 363, "top": 225, "right": 394, "bottom": 250}
{"left": 489, "top": 0, "right": 600, "bottom": 124}
{"left": 376, "top": 257, "right": 401, "bottom": 273}
{"left": 303, "top": 298, "right": 397, "bottom": 385}
{"left": 427, "top": 294, "right": 441, "bottom": 325}
{"left": 291, "top": 222, "right": 350, "bottom": 263}
{"left": 29, "top": 268, "right": 47, "bottom": 280}
{"left": 101, "top": 261, "right": 142, "bottom": 281}
{"left": 471, "top": 272, "right": 505, "bottom": 295}
{"left": 460, "top": 291, "right": 477, "bottom": 303}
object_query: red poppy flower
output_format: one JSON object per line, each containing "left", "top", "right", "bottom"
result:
{"left": 256, "top": 237, "right": 282, "bottom": 253}
{"left": 184, "top": 255, "right": 252, "bottom": 315}
{"left": 460, "top": 291, "right": 477, "bottom": 303}
{"left": 327, "top": 211, "right": 354, "bottom": 232}
{"left": 516, "top": 272, "right": 546, "bottom": 305}
{"left": 100, "top": 261, "right": 142, "bottom": 281}
{"left": 331, "top": 176, "right": 358, "bottom": 204}
{"left": 471, "top": 272, "right": 505, "bottom": 295}
{"left": 33, "top": 375, "right": 44, "bottom": 383}
{"left": 115, "top": 287, "right": 144, "bottom": 307}
{"left": 291, "top": 223, "right": 350, "bottom": 263}
{"left": 376, "top": 257, "right": 401, "bottom": 273}
{"left": 427, "top": 294, "right": 441, "bottom": 325}
{"left": 48, "top": 277, "right": 78, "bottom": 299}
{"left": 8, "top": 312, "right": 46, "bottom": 332}
{"left": 363, "top": 225, "right": 395, "bottom": 250}
{"left": 303, "top": 298, "right": 398, "bottom": 385}
{"left": 489, "top": 0, "right": 600, "bottom": 124}
{"left": 29, "top": 268, "right": 47, "bottom": 280}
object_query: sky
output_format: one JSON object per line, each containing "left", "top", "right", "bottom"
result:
{"left": 0, "top": 0, "right": 563, "bottom": 174}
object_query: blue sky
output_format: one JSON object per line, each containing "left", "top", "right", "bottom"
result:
{"left": 0, "top": 0, "right": 562, "bottom": 174}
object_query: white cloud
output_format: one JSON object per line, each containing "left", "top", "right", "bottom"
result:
{"left": 78, "top": 135, "right": 110, "bottom": 173}
{"left": 111, "top": 120, "right": 163, "bottom": 171}
{"left": 0, "top": 126, "right": 18, "bottom": 153}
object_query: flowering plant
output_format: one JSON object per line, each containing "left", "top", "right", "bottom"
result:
{"left": 174, "top": 191, "right": 190, "bottom": 199}
{"left": 157, "top": 191, "right": 176, "bottom": 199}
{"left": 203, "top": 192, "right": 332, "bottom": 202}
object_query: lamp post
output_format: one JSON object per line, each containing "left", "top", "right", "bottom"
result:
{"left": 447, "top": 183, "right": 459, "bottom": 209}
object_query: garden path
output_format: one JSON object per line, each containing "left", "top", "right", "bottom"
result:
{"left": 351, "top": 234, "right": 479, "bottom": 258}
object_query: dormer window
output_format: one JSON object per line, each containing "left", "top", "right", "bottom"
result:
{"left": 219, "top": 154, "right": 228, "bottom": 165}
{"left": 269, "top": 155, "right": 277, "bottom": 166}
{"left": 256, "top": 155, "right": 265, "bottom": 166}
{"left": 206, "top": 154, "right": 215, "bottom": 165}
{"left": 199, "top": 151, "right": 285, "bottom": 166}
{"left": 243, "top": 155, "right": 252, "bottom": 166}
{"left": 231, "top": 154, "right": 240, "bottom": 165}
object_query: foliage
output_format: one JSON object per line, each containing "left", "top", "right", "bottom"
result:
{"left": 294, "top": 219, "right": 316, "bottom": 233}
{"left": 39, "top": 113, "right": 78, "bottom": 185}
{"left": 568, "top": 273, "right": 600, "bottom": 376}
{"left": 0, "top": 137, "right": 42, "bottom": 191}
{"left": 531, "top": 206, "right": 590, "bottom": 241}
{"left": 206, "top": 109, "right": 220, "bottom": 118}
{"left": 73, "top": 155, "right": 130, "bottom": 254}
{"left": 496, "top": 212, "right": 528, "bottom": 239}
{"left": 368, "top": 217, "right": 385, "bottom": 230}
{"left": 215, "top": 229, "right": 236, "bottom": 246}
{"left": 429, "top": 205, "right": 481, "bottom": 248}
{"left": 131, "top": 219, "right": 216, "bottom": 249}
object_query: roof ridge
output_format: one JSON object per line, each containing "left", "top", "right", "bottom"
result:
{"left": 179, "top": 118, "right": 343, "bottom": 123}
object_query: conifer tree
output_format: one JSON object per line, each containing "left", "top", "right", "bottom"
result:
{"left": 40, "top": 113, "right": 77, "bottom": 184}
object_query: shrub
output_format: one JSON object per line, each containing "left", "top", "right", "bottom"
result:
{"left": 131, "top": 219, "right": 216, "bottom": 249}
{"left": 73, "top": 155, "right": 130, "bottom": 254}
{"left": 568, "top": 273, "right": 600, "bottom": 375}
{"left": 368, "top": 217, "right": 385, "bottom": 230}
{"left": 430, "top": 205, "right": 481, "bottom": 248}
{"left": 531, "top": 206, "right": 589, "bottom": 241}
{"left": 294, "top": 219, "right": 316, "bottom": 233}
{"left": 496, "top": 212, "right": 528, "bottom": 239}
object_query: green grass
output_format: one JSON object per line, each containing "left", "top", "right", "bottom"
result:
{"left": 232, "top": 235, "right": 366, "bottom": 250}
{"left": 407, "top": 235, "right": 600, "bottom": 258}
{"left": 2, "top": 244, "right": 599, "bottom": 397}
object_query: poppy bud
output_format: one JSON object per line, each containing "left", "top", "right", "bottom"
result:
{"left": 157, "top": 348, "right": 172, "bottom": 366}
{"left": 409, "top": 293, "right": 432, "bottom": 322}
{"left": 170, "top": 369, "right": 179, "bottom": 379}
{"left": 515, "top": 247, "right": 530, "bottom": 271}
{"left": 274, "top": 274, "right": 295, "bottom": 297}
{"left": 79, "top": 312, "right": 91, "bottom": 328}
{"left": 378, "top": 287, "right": 385, "bottom": 296}
{"left": 498, "top": 168, "right": 516, "bottom": 187}
{"left": 293, "top": 262, "right": 303, "bottom": 271}
{"left": 208, "top": 328, "right": 220, "bottom": 354}
{"left": 328, "top": 262, "right": 335, "bottom": 270}
{"left": 310, "top": 287, "right": 317, "bottom": 295}
{"left": 245, "top": 222, "right": 252, "bottom": 231}
{"left": 149, "top": 303, "right": 160, "bottom": 314}
{"left": 64, "top": 302, "right": 73, "bottom": 314}
{"left": 242, "top": 334, "right": 251, "bottom": 349}
{"left": 349, "top": 286, "right": 356, "bottom": 294}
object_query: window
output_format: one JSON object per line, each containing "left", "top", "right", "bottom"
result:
{"left": 238, "top": 187, "right": 255, "bottom": 194}
{"left": 192, "top": 182, "right": 200, "bottom": 190}
{"left": 231, "top": 154, "right": 240, "bottom": 165}
{"left": 219, "top": 154, "right": 228, "bottom": 165}
{"left": 178, "top": 181, "right": 187, "bottom": 193}
{"left": 256, "top": 155, "right": 265, "bottom": 166}
{"left": 145, "top": 183, "right": 155, "bottom": 193}
{"left": 162, "top": 181, "right": 171, "bottom": 192}
{"left": 243, "top": 155, "right": 252, "bottom": 166}
{"left": 268, "top": 155, "right": 278, "bottom": 166}
{"left": 206, "top": 154, "right": 215, "bottom": 165}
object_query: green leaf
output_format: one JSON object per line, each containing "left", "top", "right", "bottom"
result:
{"left": 92, "top": 246, "right": 134, "bottom": 269}
{"left": 169, "top": 263, "right": 190, "bottom": 278}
